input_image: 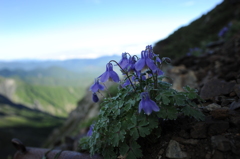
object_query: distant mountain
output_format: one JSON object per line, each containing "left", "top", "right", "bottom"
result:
{"left": 0, "top": 55, "right": 121, "bottom": 73}
{"left": 0, "top": 55, "right": 123, "bottom": 118}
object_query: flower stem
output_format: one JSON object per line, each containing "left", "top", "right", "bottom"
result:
{"left": 109, "top": 60, "right": 136, "bottom": 92}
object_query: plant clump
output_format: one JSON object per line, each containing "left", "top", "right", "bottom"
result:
{"left": 79, "top": 45, "right": 204, "bottom": 159}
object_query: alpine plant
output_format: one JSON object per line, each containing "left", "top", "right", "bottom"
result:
{"left": 80, "top": 45, "right": 204, "bottom": 159}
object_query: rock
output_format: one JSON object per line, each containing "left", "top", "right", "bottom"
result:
{"left": 230, "top": 115, "right": 240, "bottom": 127}
{"left": 212, "top": 150, "right": 224, "bottom": 159}
{"left": 165, "top": 65, "right": 197, "bottom": 92}
{"left": 205, "top": 152, "right": 212, "bottom": 159}
{"left": 173, "top": 137, "right": 199, "bottom": 145}
{"left": 205, "top": 103, "right": 221, "bottom": 111}
{"left": 0, "top": 78, "right": 16, "bottom": 100}
{"left": 234, "top": 84, "right": 240, "bottom": 98}
{"left": 208, "top": 121, "right": 229, "bottom": 136}
{"left": 211, "top": 135, "right": 231, "bottom": 152}
{"left": 210, "top": 108, "right": 229, "bottom": 120}
{"left": 200, "top": 79, "right": 235, "bottom": 100}
{"left": 166, "top": 140, "right": 188, "bottom": 159}
{"left": 230, "top": 99, "right": 240, "bottom": 110}
{"left": 190, "top": 122, "right": 207, "bottom": 139}
{"left": 178, "top": 130, "right": 190, "bottom": 139}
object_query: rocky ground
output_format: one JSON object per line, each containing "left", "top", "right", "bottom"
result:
{"left": 139, "top": 32, "right": 240, "bottom": 159}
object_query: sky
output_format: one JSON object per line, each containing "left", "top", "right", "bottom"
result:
{"left": 0, "top": 0, "right": 223, "bottom": 61}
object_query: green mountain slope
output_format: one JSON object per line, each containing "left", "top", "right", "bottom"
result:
{"left": 0, "top": 65, "right": 99, "bottom": 117}
{"left": 0, "top": 94, "right": 65, "bottom": 158}
{"left": 153, "top": 0, "right": 240, "bottom": 59}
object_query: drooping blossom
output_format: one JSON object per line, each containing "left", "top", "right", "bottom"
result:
{"left": 146, "top": 45, "right": 161, "bottom": 64}
{"left": 92, "top": 92, "right": 99, "bottom": 103}
{"left": 118, "top": 52, "right": 129, "bottom": 69}
{"left": 134, "top": 50, "right": 158, "bottom": 72}
{"left": 124, "top": 56, "right": 137, "bottom": 72}
{"left": 135, "top": 71, "right": 146, "bottom": 81}
{"left": 121, "top": 78, "right": 131, "bottom": 88}
{"left": 87, "top": 124, "right": 94, "bottom": 136}
{"left": 148, "top": 68, "right": 164, "bottom": 78}
{"left": 99, "top": 63, "right": 120, "bottom": 83}
{"left": 90, "top": 78, "right": 104, "bottom": 93}
{"left": 139, "top": 92, "right": 160, "bottom": 115}
{"left": 218, "top": 26, "right": 229, "bottom": 37}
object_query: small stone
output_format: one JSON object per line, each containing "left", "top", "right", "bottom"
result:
{"left": 212, "top": 150, "right": 224, "bottom": 159}
{"left": 230, "top": 99, "right": 240, "bottom": 110}
{"left": 173, "top": 137, "right": 199, "bottom": 145}
{"left": 205, "top": 103, "right": 221, "bottom": 111}
{"left": 179, "top": 130, "right": 190, "bottom": 139}
{"left": 191, "top": 122, "right": 207, "bottom": 138}
{"left": 166, "top": 140, "right": 188, "bottom": 159}
{"left": 211, "top": 135, "right": 231, "bottom": 152}
{"left": 158, "top": 149, "right": 164, "bottom": 155}
{"left": 210, "top": 108, "right": 229, "bottom": 120}
{"left": 237, "top": 79, "right": 240, "bottom": 84}
{"left": 200, "top": 79, "right": 235, "bottom": 100}
{"left": 208, "top": 121, "right": 229, "bottom": 136}
{"left": 205, "top": 152, "right": 212, "bottom": 159}
{"left": 229, "top": 92, "right": 236, "bottom": 97}
{"left": 230, "top": 116, "right": 240, "bottom": 127}
{"left": 234, "top": 84, "right": 240, "bottom": 98}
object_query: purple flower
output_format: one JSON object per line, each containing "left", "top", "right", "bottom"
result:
{"left": 121, "top": 78, "right": 131, "bottom": 87}
{"left": 118, "top": 52, "right": 129, "bottom": 69}
{"left": 124, "top": 56, "right": 137, "bottom": 72}
{"left": 134, "top": 50, "right": 158, "bottom": 72}
{"left": 99, "top": 63, "right": 120, "bottom": 83}
{"left": 156, "top": 69, "right": 164, "bottom": 76}
{"left": 218, "top": 26, "right": 228, "bottom": 37}
{"left": 87, "top": 124, "right": 94, "bottom": 136}
{"left": 92, "top": 92, "right": 99, "bottom": 103}
{"left": 135, "top": 71, "right": 146, "bottom": 81}
{"left": 139, "top": 92, "right": 160, "bottom": 115}
{"left": 148, "top": 68, "right": 164, "bottom": 78}
{"left": 90, "top": 78, "right": 104, "bottom": 93}
{"left": 146, "top": 45, "right": 161, "bottom": 64}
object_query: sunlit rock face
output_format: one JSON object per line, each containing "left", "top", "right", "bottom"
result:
{"left": 0, "top": 78, "right": 16, "bottom": 100}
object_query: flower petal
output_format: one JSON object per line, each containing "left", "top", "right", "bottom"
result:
{"left": 109, "top": 70, "right": 120, "bottom": 82}
{"left": 90, "top": 79, "right": 105, "bottom": 92}
{"left": 146, "top": 58, "right": 158, "bottom": 72}
{"left": 134, "top": 58, "right": 145, "bottom": 71}
{"left": 148, "top": 100, "right": 160, "bottom": 112}
{"left": 99, "top": 71, "right": 109, "bottom": 82}
{"left": 138, "top": 99, "right": 144, "bottom": 114}
{"left": 92, "top": 93, "right": 99, "bottom": 103}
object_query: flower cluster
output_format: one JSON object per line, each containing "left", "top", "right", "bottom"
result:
{"left": 82, "top": 45, "right": 204, "bottom": 159}
{"left": 89, "top": 45, "right": 164, "bottom": 115}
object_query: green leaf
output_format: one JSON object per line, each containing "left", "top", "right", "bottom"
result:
{"left": 130, "top": 127, "right": 139, "bottom": 139}
{"left": 174, "top": 94, "right": 186, "bottom": 106}
{"left": 161, "top": 94, "right": 170, "bottom": 105}
{"left": 119, "top": 142, "right": 130, "bottom": 156}
{"left": 126, "top": 151, "right": 137, "bottom": 159}
{"left": 129, "top": 140, "right": 143, "bottom": 158}
{"left": 182, "top": 106, "right": 205, "bottom": 121}
{"left": 157, "top": 106, "right": 177, "bottom": 120}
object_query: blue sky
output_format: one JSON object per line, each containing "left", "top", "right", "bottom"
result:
{"left": 0, "top": 0, "right": 223, "bottom": 60}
